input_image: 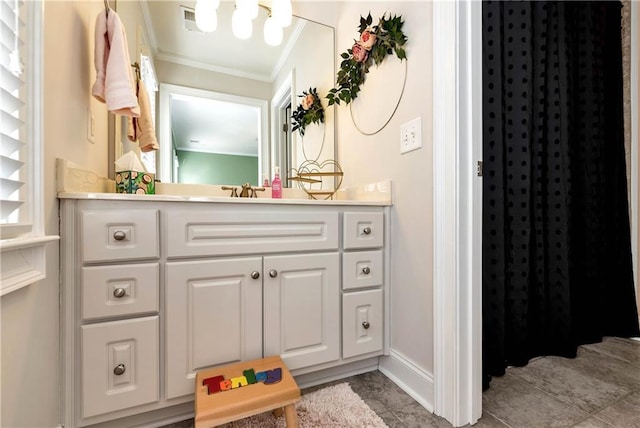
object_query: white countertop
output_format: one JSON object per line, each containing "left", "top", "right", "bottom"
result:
{"left": 57, "top": 192, "right": 392, "bottom": 206}
{"left": 55, "top": 159, "right": 393, "bottom": 206}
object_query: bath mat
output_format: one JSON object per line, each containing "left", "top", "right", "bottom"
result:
{"left": 220, "top": 382, "right": 388, "bottom": 428}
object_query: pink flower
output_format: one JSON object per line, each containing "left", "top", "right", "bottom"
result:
{"left": 352, "top": 43, "right": 368, "bottom": 63}
{"left": 301, "top": 94, "right": 315, "bottom": 110}
{"left": 359, "top": 30, "right": 377, "bottom": 51}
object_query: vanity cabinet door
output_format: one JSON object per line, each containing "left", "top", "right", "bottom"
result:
{"left": 263, "top": 252, "right": 340, "bottom": 370}
{"left": 165, "top": 257, "right": 263, "bottom": 400}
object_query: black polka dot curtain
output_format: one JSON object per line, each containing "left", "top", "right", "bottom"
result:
{"left": 482, "top": 1, "right": 640, "bottom": 390}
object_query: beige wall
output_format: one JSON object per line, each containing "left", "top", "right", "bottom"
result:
{"left": 333, "top": 2, "right": 434, "bottom": 372}
{"left": 272, "top": 19, "right": 335, "bottom": 178}
{"left": 1, "top": 2, "right": 434, "bottom": 426}
{"left": 1, "top": 1, "right": 110, "bottom": 427}
{"left": 155, "top": 60, "right": 273, "bottom": 101}
{"left": 293, "top": 1, "right": 435, "bottom": 377}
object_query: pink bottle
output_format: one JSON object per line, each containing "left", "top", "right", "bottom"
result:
{"left": 271, "top": 167, "right": 282, "bottom": 199}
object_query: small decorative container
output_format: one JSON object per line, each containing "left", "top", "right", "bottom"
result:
{"left": 115, "top": 171, "right": 155, "bottom": 195}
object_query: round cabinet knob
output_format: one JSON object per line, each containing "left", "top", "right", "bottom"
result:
{"left": 113, "top": 364, "right": 126, "bottom": 376}
{"left": 362, "top": 266, "right": 371, "bottom": 275}
{"left": 113, "top": 288, "right": 126, "bottom": 298}
{"left": 251, "top": 271, "right": 260, "bottom": 280}
{"left": 113, "top": 230, "right": 126, "bottom": 241}
{"left": 269, "top": 269, "right": 278, "bottom": 278}
{"left": 362, "top": 321, "right": 370, "bottom": 330}
{"left": 363, "top": 227, "right": 372, "bottom": 235}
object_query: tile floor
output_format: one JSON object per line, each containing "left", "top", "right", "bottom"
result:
{"left": 163, "top": 337, "right": 640, "bottom": 428}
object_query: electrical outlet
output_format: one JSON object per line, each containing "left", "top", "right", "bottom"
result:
{"left": 400, "top": 117, "right": 422, "bottom": 154}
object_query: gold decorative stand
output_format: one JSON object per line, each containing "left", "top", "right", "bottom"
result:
{"left": 288, "top": 159, "right": 343, "bottom": 200}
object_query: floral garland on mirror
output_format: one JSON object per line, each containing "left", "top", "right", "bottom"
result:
{"left": 327, "top": 13, "right": 407, "bottom": 106}
{"left": 291, "top": 87, "right": 325, "bottom": 137}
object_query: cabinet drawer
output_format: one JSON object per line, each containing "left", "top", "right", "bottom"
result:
{"left": 166, "top": 211, "right": 338, "bottom": 258}
{"left": 342, "top": 289, "right": 383, "bottom": 359}
{"left": 343, "top": 212, "right": 384, "bottom": 249}
{"left": 81, "top": 263, "right": 159, "bottom": 321}
{"left": 81, "top": 316, "right": 159, "bottom": 418}
{"left": 342, "top": 250, "right": 383, "bottom": 290}
{"left": 81, "top": 210, "right": 159, "bottom": 263}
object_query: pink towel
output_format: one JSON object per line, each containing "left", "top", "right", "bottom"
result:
{"left": 127, "top": 80, "right": 159, "bottom": 152}
{"left": 92, "top": 10, "right": 140, "bottom": 117}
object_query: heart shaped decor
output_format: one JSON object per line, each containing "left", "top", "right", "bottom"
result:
{"left": 289, "top": 159, "right": 344, "bottom": 200}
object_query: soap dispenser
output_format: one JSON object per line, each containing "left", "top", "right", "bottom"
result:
{"left": 271, "top": 167, "right": 282, "bottom": 199}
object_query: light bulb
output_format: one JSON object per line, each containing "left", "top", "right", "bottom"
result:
{"left": 272, "top": 0, "right": 292, "bottom": 28}
{"left": 232, "top": 9, "right": 253, "bottom": 40}
{"left": 236, "top": 0, "right": 258, "bottom": 20}
{"left": 195, "top": 0, "right": 218, "bottom": 32}
{"left": 264, "top": 16, "right": 283, "bottom": 46}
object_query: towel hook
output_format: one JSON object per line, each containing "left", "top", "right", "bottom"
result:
{"left": 104, "top": 0, "right": 110, "bottom": 16}
{"left": 131, "top": 62, "right": 141, "bottom": 81}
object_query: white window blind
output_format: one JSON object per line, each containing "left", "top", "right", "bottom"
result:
{"left": 0, "top": 0, "right": 57, "bottom": 296}
{"left": 1, "top": 0, "right": 30, "bottom": 234}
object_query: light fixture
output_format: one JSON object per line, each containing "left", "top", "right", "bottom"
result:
{"left": 194, "top": 0, "right": 293, "bottom": 46}
{"left": 264, "top": 15, "right": 283, "bottom": 46}
{"left": 236, "top": 0, "right": 259, "bottom": 20}
{"left": 232, "top": 8, "right": 253, "bottom": 40}
{"left": 272, "top": 0, "right": 292, "bottom": 28}
{"left": 195, "top": 0, "right": 219, "bottom": 33}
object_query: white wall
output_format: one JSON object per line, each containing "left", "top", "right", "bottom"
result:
{"left": 1, "top": 1, "right": 110, "bottom": 427}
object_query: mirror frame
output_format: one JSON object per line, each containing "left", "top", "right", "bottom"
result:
{"left": 157, "top": 83, "right": 269, "bottom": 184}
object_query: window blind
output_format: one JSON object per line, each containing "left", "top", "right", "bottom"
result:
{"left": 0, "top": 0, "right": 28, "bottom": 226}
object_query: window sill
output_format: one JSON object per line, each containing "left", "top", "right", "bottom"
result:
{"left": 1, "top": 235, "right": 60, "bottom": 296}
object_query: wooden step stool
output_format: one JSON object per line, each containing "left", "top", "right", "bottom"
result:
{"left": 195, "top": 356, "right": 300, "bottom": 428}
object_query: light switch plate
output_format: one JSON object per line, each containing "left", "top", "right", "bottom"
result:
{"left": 400, "top": 117, "right": 422, "bottom": 154}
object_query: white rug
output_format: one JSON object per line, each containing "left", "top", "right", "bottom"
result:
{"left": 220, "top": 382, "right": 388, "bottom": 428}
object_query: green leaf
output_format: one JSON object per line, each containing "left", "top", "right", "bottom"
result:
{"left": 329, "top": 11, "right": 408, "bottom": 108}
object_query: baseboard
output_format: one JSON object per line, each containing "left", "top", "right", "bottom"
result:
{"left": 378, "top": 349, "right": 434, "bottom": 412}
{"left": 293, "top": 357, "right": 380, "bottom": 389}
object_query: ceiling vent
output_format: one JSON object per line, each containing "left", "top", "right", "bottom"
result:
{"left": 181, "top": 6, "right": 203, "bottom": 33}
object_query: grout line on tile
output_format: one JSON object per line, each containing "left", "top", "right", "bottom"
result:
{"left": 483, "top": 409, "right": 515, "bottom": 428}
{"left": 389, "top": 410, "right": 406, "bottom": 425}
{"left": 566, "top": 389, "right": 636, "bottom": 427}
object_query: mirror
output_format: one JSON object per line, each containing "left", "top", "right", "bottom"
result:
{"left": 158, "top": 83, "right": 268, "bottom": 186}
{"left": 117, "top": 1, "right": 336, "bottom": 187}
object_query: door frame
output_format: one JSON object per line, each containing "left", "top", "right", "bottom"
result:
{"left": 631, "top": 2, "right": 640, "bottom": 324}
{"left": 432, "top": 1, "right": 483, "bottom": 426}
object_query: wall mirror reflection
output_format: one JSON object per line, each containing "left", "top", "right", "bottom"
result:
{"left": 159, "top": 84, "right": 268, "bottom": 186}
{"left": 116, "top": 0, "right": 336, "bottom": 187}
